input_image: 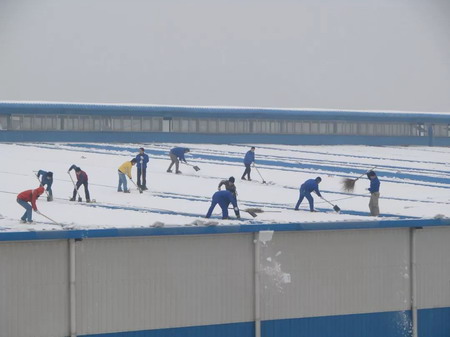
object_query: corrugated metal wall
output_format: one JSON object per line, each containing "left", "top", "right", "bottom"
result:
{"left": 259, "top": 228, "right": 410, "bottom": 320}
{"left": 1, "top": 226, "right": 450, "bottom": 337}
{"left": 75, "top": 234, "right": 254, "bottom": 335}
{"left": 0, "top": 240, "right": 69, "bottom": 337}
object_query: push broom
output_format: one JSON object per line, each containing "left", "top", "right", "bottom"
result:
{"left": 342, "top": 167, "right": 377, "bottom": 192}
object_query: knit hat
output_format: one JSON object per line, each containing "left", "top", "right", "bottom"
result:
{"left": 36, "top": 186, "right": 45, "bottom": 195}
{"left": 367, "top": 171, "right": 376, "bottom": 177}
{"left": 315, "top": 177, "right": 322, "bottom": 183}
{"left": 229, "top": 176, "right": 235, "bottom": 183}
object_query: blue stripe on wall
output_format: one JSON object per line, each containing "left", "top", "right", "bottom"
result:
{"left": 74, "top": 307, "right": 450, "bottom": 337}
{"left": 262, "top": 311, "right": 412, "bottom": 337}
{"left": 79, "top": 321, "right": 254, "bottom": 337}
{"left": 419, "top": 307, "right": 450, "bottom": 337}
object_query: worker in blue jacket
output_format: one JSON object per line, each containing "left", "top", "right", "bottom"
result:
{"left": 295, "top": 177, "right": 322, "bottom": 212}
{"left": 241, "top": 146, "right": 255, "bottom": 180}
{"left": 367, "top": 171, "right": 380, "bottom": 216}
{"left": 135, "top": 147, "right": 149, "bottom": 190}
{"left": 37, "top": 170, "right": 53, "bottom": 201}
{"left": 205, "top": 190, "right": 240, "bottom": 219}
{"left": 167, "top": 147, "right": 190, "bottom": 174}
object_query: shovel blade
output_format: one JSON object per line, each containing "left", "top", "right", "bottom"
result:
{"left": 247, "top": 211, "right": 258, "bottom": 218}
{"left": 193, "top": 166, "right": 200, "bottom": 171}
{"left": 333, "top": 205, "right": 341, "bottom": 213}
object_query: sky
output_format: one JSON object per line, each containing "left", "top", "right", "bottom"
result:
{"left": 0, "top": 0, "right": 449, "bottom": 112}
{"left": 1, "top": 142, "right": 449, "bottom": 231}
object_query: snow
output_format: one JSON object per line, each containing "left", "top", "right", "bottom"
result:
{"left": 0, "top": 142, "right": 449, "bottom": 232}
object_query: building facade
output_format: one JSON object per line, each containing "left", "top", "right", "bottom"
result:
{"left": 1, "top": 219, "right": 450, "bottom": 337}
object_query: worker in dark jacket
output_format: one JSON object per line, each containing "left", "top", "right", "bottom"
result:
{"left": 206, "top": 190, "right": 240, "bottom": 219}
{"left": 241, "top": 147, "right": 255, "bottom": 180}
{"left": 37, "top": 170, "right": 53, "bottom": 201}
{"left": 367, "top": 171, "right": 380, "bottom": 216}
{"left": 218, "top": 177, "right": 237, "bottom": 196}
{"left": 17, "top": 186, "right": 45, "bottom": 223}
{"left": 167, "top": 147, "right": 189, "bottom": 174}
{"left": 135, "top": 147, "right": 149, "bottom": 190}
{"left": 68, "top": 164, "right": 90, "bottom": 202}
{"left": 295, "top": 177, "right": 322, "bottom": 212}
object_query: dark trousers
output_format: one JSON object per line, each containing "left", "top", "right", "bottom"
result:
{"left": 73, "top": 181, "right": 90, "bottom": 201}
{"left": 168, "top": 153, "right": 179, "bottom": 172}
{"left": 137, "top": 167, "right": 147, "bottom": 187}
{"left": 242, "top": 164, "right": 251, "bottom": 179}
{"left": 295, "top": 190, "right": 314, "bottom": 211}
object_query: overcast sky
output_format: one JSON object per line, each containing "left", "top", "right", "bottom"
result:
{"left": 0, "top": 0, "right": 449, "bottom": 112}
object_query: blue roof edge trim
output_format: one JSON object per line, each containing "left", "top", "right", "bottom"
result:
{"left": 1, "top": 218, "right": 449, "bottom": 242}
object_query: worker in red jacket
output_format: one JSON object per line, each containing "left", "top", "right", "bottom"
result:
{"left": 17, "top": 186, "right": 45, "bottom": 223}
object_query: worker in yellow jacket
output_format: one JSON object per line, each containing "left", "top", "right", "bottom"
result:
{"left": 118, "top": 158, "right": 137, "bottom": 193}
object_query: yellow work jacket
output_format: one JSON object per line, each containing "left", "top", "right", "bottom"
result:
{"left": 119, "top": 161, "right": 133, "bottom": 179}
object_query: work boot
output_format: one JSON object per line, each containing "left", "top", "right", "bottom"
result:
{"left": 241, "top": 177, "right": 246, "bottom": 180}
{"left": 166, "top": 169, "right": 172, "bottom": 173}
{"left": 20, "top": 219, "right": 27, "bottom": 223}
{"left": 176, "top": 171, "right": 182, "bottom": 174}
{"left": 86, "top": 199, "right": 91, "bottom": 203}
{"left": 70, "top": 197, "right": 75, "bottom": 201}
{"left": 142, "top": 186, "right": 148, "bottom": 191}
{"left": 117, "top": 189, "right": 123, "bottom": 192}
{"left": 124, "top": 190, "right": 130, "bottom": 193}
{"left": 47, "top": 195, "right": 53, "bottom": 202}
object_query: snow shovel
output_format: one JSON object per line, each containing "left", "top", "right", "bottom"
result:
{"left": 33, "top": 171, "right": 49, "bottom": 199}
{"left": 68, "top": 172, "right": 83, "bottom": 202}
{"left": 229, "top": 208, "right": 258, "bottom": 218}
{"left": 36, "top": 211, "right": 60, "bottom": 226}
{"left": 320, "top": 196, "right": 341, "bottom": 213}
{"left": 342, "top": 166, "right": 377, "bottom": 192}
{"left": 130, "top": 178, "right": 143, "bottom": 194}
{"left": 186, "top": 163, "right": 201, "bottom": 171}
{"left": 253, "top": 164, "right": 266, "bottom": 184}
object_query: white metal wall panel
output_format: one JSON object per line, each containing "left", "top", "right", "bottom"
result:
{"left": 416, "top": 227, "right": 450, "bottom": 308}
{"left": 0, "top": 240, "right": 69, "bottom": 337}
{"left": 259, "top": 228, "right": 411, "bottom": 320}
{"left": 75, "top": 234, "right": 254, "bottom": 335}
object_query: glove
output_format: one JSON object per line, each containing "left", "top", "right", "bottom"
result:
{"left": 35, "top": 209, "right": 40, "bottom": 214}
{"left": 234, "top": 207, "right": 239, "bottom": 212}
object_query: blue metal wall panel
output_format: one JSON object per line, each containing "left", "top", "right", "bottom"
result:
{"left": 73, "top": 308, "right": 450, "bottom": 337}
{"left": 78, "top": 321, "right": 254, "bottom": 337}
{"left": 262, "top": 311, "right": 413, "bottom": 337}
{"left": 418, "top": 307, "right": 450, "bottom": 337}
